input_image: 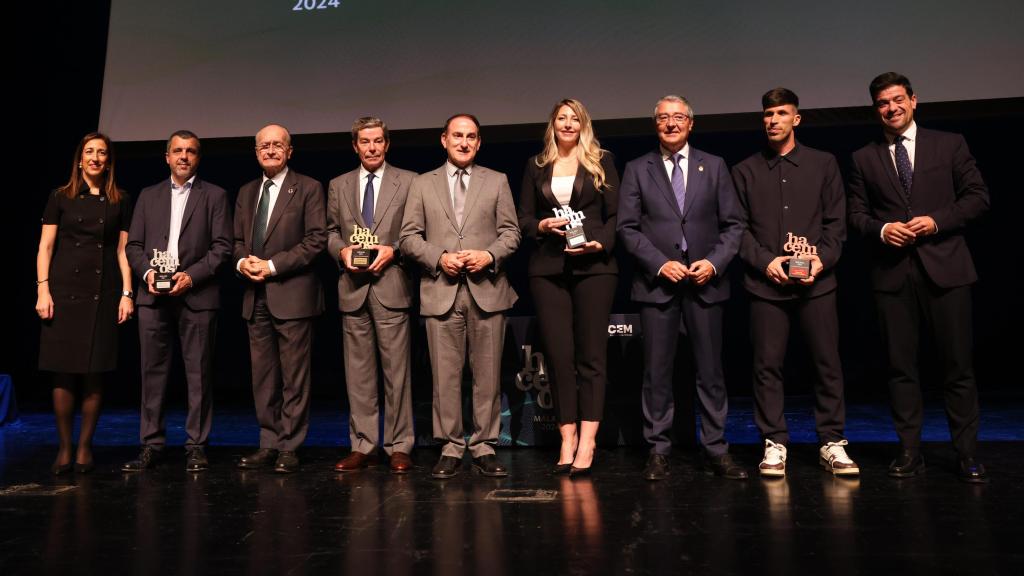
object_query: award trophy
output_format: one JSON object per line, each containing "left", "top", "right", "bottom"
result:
{"left": 149, "top": 249, "right": 179, "bottom": 293}
{"left": 349, "top": 224, "right": 379, "bottom": 269}
{"left": 782, "top": 232, "right": 817, "bottom": 280}
{"left": 552, "top": 206, "right": 587, "bottom": 249}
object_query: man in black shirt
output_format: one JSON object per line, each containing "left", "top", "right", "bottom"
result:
{"left": 732, "top": 88, "right": 858, "bottom": 478}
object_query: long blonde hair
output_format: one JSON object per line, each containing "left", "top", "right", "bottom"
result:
{"left": 535, "top": 99, "right": 610, "bottom": 192}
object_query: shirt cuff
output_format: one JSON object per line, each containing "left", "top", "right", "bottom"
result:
{"left": 236, "top": 258, "right": 245, "bottom": 273}
{"left": 879, "top": 223, "right": 889, "bottom": 241}
{"left": 267, "top": 260, "right": 277, "bottom": 276}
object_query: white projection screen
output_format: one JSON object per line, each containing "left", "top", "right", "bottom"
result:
{"left": 99, "top": 0, "right": 1024, "bottom": 141}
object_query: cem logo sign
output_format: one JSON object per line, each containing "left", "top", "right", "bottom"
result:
{"left": 608, "top": 323, "right": 633, "bottom": 335}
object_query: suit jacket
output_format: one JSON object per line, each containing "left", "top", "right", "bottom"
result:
{"left": 617, "top": 147, "right": 743, "bottom": 305}
{"left": 518, "top": 152, "right": 619, "bottom": 276}
{"left": 233, "top": 169, "right": 327, "bottom": 320}
{"left": 732, "top": 143, "right": 845, "bottom": 301}
{"left": 400, "top": 163, "right": 521, "bottom": 316}
{"left": 126, "top": 177, "right": 233, "bottom": 310}
{"left": 847, "top": 127, "right": 989, "bottom": 292}
{"left": 326, "top": 163, "right": 416, "bottom": 313}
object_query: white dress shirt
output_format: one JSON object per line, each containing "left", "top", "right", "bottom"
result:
{"left": 237, "top": 167, "right": 289, "bottom": 276}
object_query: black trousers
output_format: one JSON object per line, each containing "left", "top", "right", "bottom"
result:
{"left": 875, "top": 257, "right": 979, "bottom": 456}
{"left": 749, "top": 291, "right": 845, "bottom": 445}
{"left": 530, "top": 273, "right": 617, "bottom": 423}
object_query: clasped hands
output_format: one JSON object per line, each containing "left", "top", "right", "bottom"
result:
{"left": 659, "top": 259, "right": 716, "bottom": 286}
{"left": 439, "top": 250, "right": 492, "bottom": 277}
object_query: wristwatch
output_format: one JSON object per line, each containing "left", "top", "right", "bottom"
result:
{"left": 122, "top": 290, "right": 134, "bottom": 298}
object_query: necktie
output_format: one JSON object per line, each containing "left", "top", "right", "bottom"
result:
{"left": 671, "top": 153, "right": 688, "bottom": 251}
{"left": 453, "top": 169, "right": 467, "bottom": 227}
{"left": 252, "top": 179, "right": 273, "bottom": 251}
{"left": 362, "top": 173, "right": 375, "bottom": 227}
{"left": 894, "top": 135, "right": 913, "bottom": 197}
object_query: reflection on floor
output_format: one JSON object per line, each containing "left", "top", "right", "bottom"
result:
{"left": 1, "top": 398, "right": 1022, "bottom": 574}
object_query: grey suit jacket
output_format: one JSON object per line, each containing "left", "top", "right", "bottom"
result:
{"left": 400, "top": 163, "right": 521, "bottom": 316}
{"left": 126, "top": 177, "right": 232, "bottom": 310}
{"left": 233, "top": 169, "right": 327, "bottom": 320}
{"left": 326, "top": 163, "right": 416, "bottom": 313}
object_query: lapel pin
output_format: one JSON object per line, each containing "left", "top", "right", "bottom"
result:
{"left": 288, "top": 187, "right": 295, "bottom": 194}
{"left": 698, "top": 165, "right": 704, "bottom": 172}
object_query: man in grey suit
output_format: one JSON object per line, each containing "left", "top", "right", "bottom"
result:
{"left": 123, "top": 130, "right": 232, "bottom": 473}
{"left": 618, "top": 96, "right": 747, "bottom": 481}
{"left": 234, "top": 123, "right": 327, "bottom": 474}
{"left": 327, "top": 117, "right": 416, "bottom": 474}
{"left": 400, "top": 114, "right": 521, "bottom": 479}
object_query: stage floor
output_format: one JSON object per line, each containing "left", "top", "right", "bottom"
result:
{"left": 2, "top": 400, "right": 1023, "bottom": 575}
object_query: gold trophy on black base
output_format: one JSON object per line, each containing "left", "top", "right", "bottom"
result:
{"left": 349, "top": 224, "right": 379, "bottom": 269}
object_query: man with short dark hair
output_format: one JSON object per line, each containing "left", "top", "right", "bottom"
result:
{"left": 327, "top": 117, "right": 417, "bottom": 474}
{"left": 848, "top": 72, "right": 990, "bottom": 482}
{"left": 400, "top": 114, "right": 521, "bottom": 479}
{"left": 732, "top": 88, "right": 857, "bottom": 478}
{"left": 124, "top": 130, "right": 232, "bottom": 472}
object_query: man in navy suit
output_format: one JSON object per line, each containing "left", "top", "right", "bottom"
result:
{"left": 618, "top": 95, "right": 746, "bottom": 481}
{"left": 848, "top": 72, "right": 990, "bottom": 483}
{"left": 123, "top": 130, "right": 233, "bottom": 472}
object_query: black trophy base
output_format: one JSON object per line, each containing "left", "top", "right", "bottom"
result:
{"left": 565, "top": 227, "right": 587, "bottom": 249}
{"left": 154, "top": 272, "right": 175, "bottom": 293}
{"left": 786, "top": 257, "right": 811, "bottom": 280}
{"left": 351, "top": 248, "right": 379, "bottom": 269}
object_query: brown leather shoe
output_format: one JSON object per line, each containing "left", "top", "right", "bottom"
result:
{"left": 390, "top": 452, "right": 413, "bottom": 474}
{"left": 334, "top": 451, "right": 377, "bottom": 472}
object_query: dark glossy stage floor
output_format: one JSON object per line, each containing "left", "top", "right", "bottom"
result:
{"left": 2, "top": 401, "right": 1023, "bottom": 575}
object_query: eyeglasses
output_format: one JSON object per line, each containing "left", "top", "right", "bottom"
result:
{"left": 255, "top": 141, "right": 289, "bottom": 153}
{"left": 655, "top": 114, "right": 691, "bottom": 125}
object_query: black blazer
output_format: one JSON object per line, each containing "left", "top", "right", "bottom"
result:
{"left": 126, "top": 177, "right": 233, "bottom": 310}
{"left": 847, "top": 127, "right": 989, "bottom": 292}
{"left": 518, "top": 152, "right": 619, "bottom": 276}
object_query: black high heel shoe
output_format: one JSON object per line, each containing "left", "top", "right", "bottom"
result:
{"left": 552, "top": 462, "right": 573, "bottom": 475}
{"left": 51, "top": 461, "right": 73, "bottom": 475}
{"left": 74, "top": 461, "right": 94, "bottom": 474}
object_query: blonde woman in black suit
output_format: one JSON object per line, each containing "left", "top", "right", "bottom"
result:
{"left": 518, "top": 99, "right": 619, "bottom": 476}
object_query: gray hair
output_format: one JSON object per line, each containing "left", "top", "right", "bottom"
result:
{"left": 653, "top": 95, "right": 694, "bottom": 120}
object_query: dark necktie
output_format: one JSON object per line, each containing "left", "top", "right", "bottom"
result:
{"left": 252, "top": 179, "right": 273, "bottom": 251}
{"left": 894, "top": 135, "right": 913, "bottom": 197}
{"left": 671, "top": 153, "right": 688, "bottom": 251}
{"left": 453, "top": 169, "right": 467, "bottom": 227}
{"left": 362, "top": 173, "right": 375, "bottom": 227}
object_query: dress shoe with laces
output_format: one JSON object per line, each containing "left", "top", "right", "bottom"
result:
{"left": 643, "top": 454, "right": 669, "bottom": 481}
{"left": 186, "top": 447, "right": 209, "bottom": 472}
{"left": 958, "top": 457, "right": 988, "bottom": 484}
{"left": 432, "top": 455, "right": 460, "bottom": 479}
{"left": 122, "top": 446, "right": 163, "bottom": 472}
{"left": 888, "top": 449, "right": 925, "bottom": 478}
{"left": 334, "top": 451, "right": 377, "bottom": 472}
{"left": 274, "top": 451, "right": 299, "bottom": 474}
{"left": 238, "top": 448, "right": 278, "bottom": 470}
{"left": 705, "top": 453, "right": 749, "bottom": 480}
{"left": 472, "top": 454, "right": 509, "bottom": 477}
{"left": 389, "top": 452, "right": 413, "bottom": 474}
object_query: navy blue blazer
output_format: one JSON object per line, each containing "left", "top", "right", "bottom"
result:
{"left": 126, "top": 177, "right": 233, "bottom": 310}
{"left": 617, "top": 147, "right": 743, "bottom": 305}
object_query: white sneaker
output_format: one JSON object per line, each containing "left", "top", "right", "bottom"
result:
{"left": 820, "top": 440, "right": 860, "bottom": 476}
{"left": 759, "top": 439, "right": 787, "bottom": 477}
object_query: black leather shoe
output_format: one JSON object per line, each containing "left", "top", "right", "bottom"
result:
{"left": 705, "top": 453, "right": 748, "bottom": 480}
{"left": 552, "top": 463, "right": 573, "bottom": 475}
{"left": 643, "top": 454, "right": 669, "bottom": 481}
{"left": 122, "top": 446, "right": 163, "bottom": 472}
{"left": 74, "top": 461, "right": 94, "bottom": 474}
{"left": 186, "top": 447, "right": 209, "bottom": 472}
{"left": 432, "top": 455, "right": 460, "bottom": 479}
{"left": 888, "top": 449, "right": 925, "bottom": 478}
{"left": 472, "top": 454, "right": 509, "bottom": 477}
{"left": 238, "top": 448, "right": 278, "bottom": 470}
{"left": 958, "top": 457, "right": 988, "bottom": 484}
{"left": 274, "top": 451, "right": 299, "bottom": 474}
{"left": 51, "top": 461, "right": 73, "bottom": 476}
